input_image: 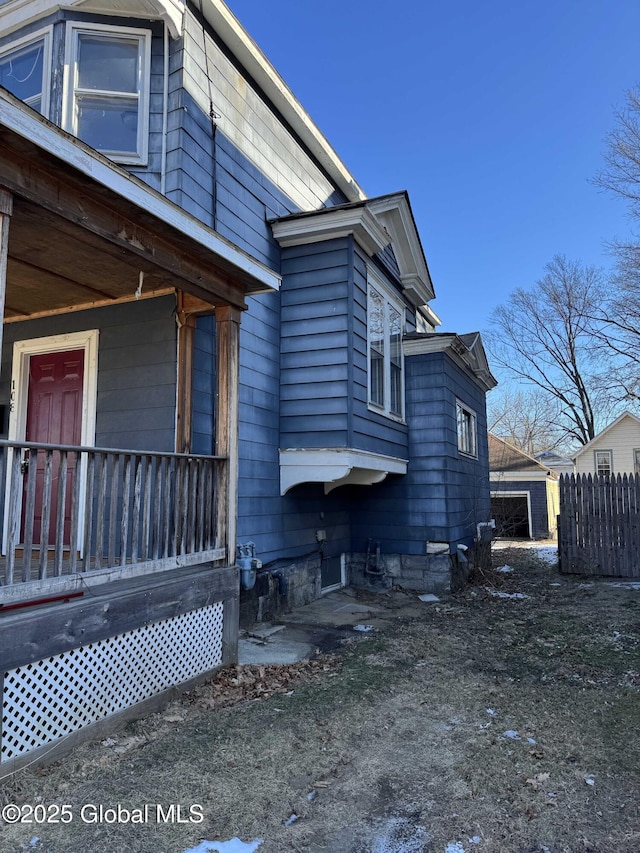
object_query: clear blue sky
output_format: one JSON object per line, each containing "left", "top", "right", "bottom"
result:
{"left": 227, "top": 0, "right": 640, "bottom": 337}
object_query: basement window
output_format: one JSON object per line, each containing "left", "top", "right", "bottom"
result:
{"left": 64, "top": 23, "right": 151, "bottom": 164}
{"left": 0, "top": 30, "right": 51, "bottom": 116}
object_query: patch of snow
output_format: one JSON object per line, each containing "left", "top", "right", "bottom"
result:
{"left": 445, "top": 843, "right": 466, "bottom": 853}
{"left": 468, "top": 837, "right": 482, "bottom": 845}
{"left": 527, "top": 737, "right": 537, "bottom": 745}
{"left": 284, "top": 813, "right": 298, "bottom": 826}
{"left": 535, "top": 547, "right": 558, "bottom": 564}
{"left": 486, "top": 708, "right": 496, "bottom": 716}
{"left": 353, "top": 624, "right": 375, "bottom": 632}
{"left": 485, "top": 589, "right": 528, "bottom": 600}
{"left": 371, "top": 817, "right": 430, "bottom": 852}
{"left": 29, "top": 839, "right": 39, "bottom": 848}
{"left": 549, "top": 582, "right": 561, "bottom": 587}
{"left": 502, "top": 730, "right": 520, "bottom": 740}
{"left": 419, "top": 593, "right": 440, "bottom": 602}
{"left": 585, "top": 775, "right": 595, "bottom": 786}
{"left": 610, "top": 581, "right": 640, "bottom": 590}
{"left": 183, "top": 840, "right": 263, "bottom": 853}
{"left": 495, "top": 565, "right": 513, "bottom": 573}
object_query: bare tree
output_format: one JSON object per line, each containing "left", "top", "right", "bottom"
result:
{"left": 595, "top": 87, "right": 640, "bottom": 215}
{"left": 593, "top": 88, "right": 640, "bottom": 400}
{"left": 488, "top": 255, "right": 610, "bottom": 447}
{"left": 487, "top": 387, "right": 570, "bottom": 455}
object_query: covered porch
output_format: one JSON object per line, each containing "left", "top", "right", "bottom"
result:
{"left": 0, "top": 90, "right": 279, "bottom": 773}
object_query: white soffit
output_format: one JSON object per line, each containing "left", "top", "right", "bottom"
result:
{"left": 279, "top": 448, "right": 408, "bottom": 495}
{"left": 0, "top": 0, "right": 182, "bottom": 38}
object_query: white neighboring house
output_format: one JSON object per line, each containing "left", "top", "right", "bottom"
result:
{"left": 573, "top": 411, "right": 640, "bottom": 477}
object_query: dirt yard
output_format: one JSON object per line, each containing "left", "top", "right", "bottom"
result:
{"left": 1, "top": 545, "right": 639, "bottom": 853}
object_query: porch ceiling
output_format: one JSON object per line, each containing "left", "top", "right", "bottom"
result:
{"left": 0, "top": 91, "right": 280, "bottom": 320}
{"left": 5, "top": 196, "right": 182, "bottom": 319}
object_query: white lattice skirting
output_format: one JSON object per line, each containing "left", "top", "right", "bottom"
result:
{"left": 1, "top": 602, "right": 225, "bottom": 764}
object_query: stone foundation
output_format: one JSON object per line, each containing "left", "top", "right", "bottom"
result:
{"left": 347, "top": 551, "right": 462, "bottom": 594}
{"left": 239, "top": 545, "right": 481, "bottom": 626}
{"left": 239, "top": 556, "right": 322, "bottom": 628}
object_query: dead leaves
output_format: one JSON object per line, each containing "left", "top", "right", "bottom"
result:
{"left": 192, "top": 657, "right": 341, "bottom": 712}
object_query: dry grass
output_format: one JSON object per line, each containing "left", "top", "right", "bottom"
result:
{"left": 1, "top": 545, "right": 639, "bottom": 852}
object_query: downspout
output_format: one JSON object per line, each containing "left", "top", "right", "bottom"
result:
{"left": 160, "top": 22, "right": 169, "bottom": 196}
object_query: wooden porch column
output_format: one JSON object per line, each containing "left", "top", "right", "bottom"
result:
{"left": 175, "top": 293, "right": 196, "bottom": 454}
{"left": 0, "top": 190, "right": 13, "bottom": 361}
{"left": 215, "top": 305, "right": 241, "bottom": 565}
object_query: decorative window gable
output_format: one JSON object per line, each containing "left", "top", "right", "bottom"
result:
{"left": 63, "top": 22, "right": 151, "bottom": 165}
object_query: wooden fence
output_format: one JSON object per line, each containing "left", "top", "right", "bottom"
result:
{"left": 558, "top": 472, "right": 640, "bottom": 577}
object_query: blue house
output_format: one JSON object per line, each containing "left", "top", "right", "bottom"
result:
{"left": 0, "top": 0, "right": 495, "bottom": 770}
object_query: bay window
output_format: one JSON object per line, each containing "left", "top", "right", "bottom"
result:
{"left": 64, "top": 23, "right": 150, "bottom": 164}
{"left": 0, "top": 30, "right": 50, "bottom": 115}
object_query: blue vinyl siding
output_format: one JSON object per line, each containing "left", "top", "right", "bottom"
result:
{"left": 351, "top": 351, "right": 491, "bottom": 553}
{"left": 0, "top": 296, "right": 178, "bottom": 451}
{"left": 279, "top": 239, "right": 409, "bottom": 460}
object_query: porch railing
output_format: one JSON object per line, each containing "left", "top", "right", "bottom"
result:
{"left": 0, "top": 440, "right": 226, "bottom": 598}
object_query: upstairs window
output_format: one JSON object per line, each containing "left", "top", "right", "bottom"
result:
{"left": 64, "top": 23, "right": 150, "bottom": 164}
{"left": 0, "top": 30, "right": 51, "bottom": 115}
{"left": 368, "top": 277, "right": 404, "bottom": 419}
{"left": 595, "top": 450, "right": 612, "bottom": 477}
{"left": 456, "top": 401, "right": 477, "bottom": 458}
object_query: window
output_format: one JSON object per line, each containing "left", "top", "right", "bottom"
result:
{"left": 635, "top": 449, "right": 640, "bottom": 476}
{"left": 367, "top": 277, "right": 404, "bottom": 419}
{"left": 0, "top": 31, "right": 51, "bottom": 116}
{"left": 456, "top": 401, "right": 477, "bottom": 457}
{"left": 64, "top": 23, "right": 150, "bottom": 164}
{"left": 595, "top": 450, "right": 612, "bottom": 476}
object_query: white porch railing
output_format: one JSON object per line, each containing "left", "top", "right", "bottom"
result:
{"left": 0, "top": 440, "right": 226, "bottom": 598}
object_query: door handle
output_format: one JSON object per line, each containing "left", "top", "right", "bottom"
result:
{"left": 20, "top": 450, "right": 29, "bottom": 474}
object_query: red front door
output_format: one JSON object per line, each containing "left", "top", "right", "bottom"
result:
{"left": 24, "top": 349, "right": 85, "bottom": 544}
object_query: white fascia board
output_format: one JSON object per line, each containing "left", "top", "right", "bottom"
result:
{"left": 0, "top": 91, "right": 280, "bottom": 292}
{"left": 271, "top": 206, "right": 389, "bottom": 257}
{"left": 367, "top": 194, "right": 435, "bottom": 303}
{"left": 201, "top": 0, "right": 366, "bottom": 204}
{"left": 279, "top": 448, "right": 408, "bottom": 495}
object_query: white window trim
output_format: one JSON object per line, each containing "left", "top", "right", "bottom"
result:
{"left": 367, "top": 272, "right": 405, "bottom": 422}
{"left": 63, "top": 21, "right": 151, "bottom": 165}
{"left": 456, "top": 399, "right": 478, "bottom": 458}
{"left": 594, "top": 449, "right": 613, "bottom": 476}
{"left": 4, "top": 331, "right": 99, "bottom": 555}
{"left": 0, "top": 26, "right": 52, "bottom": 118}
